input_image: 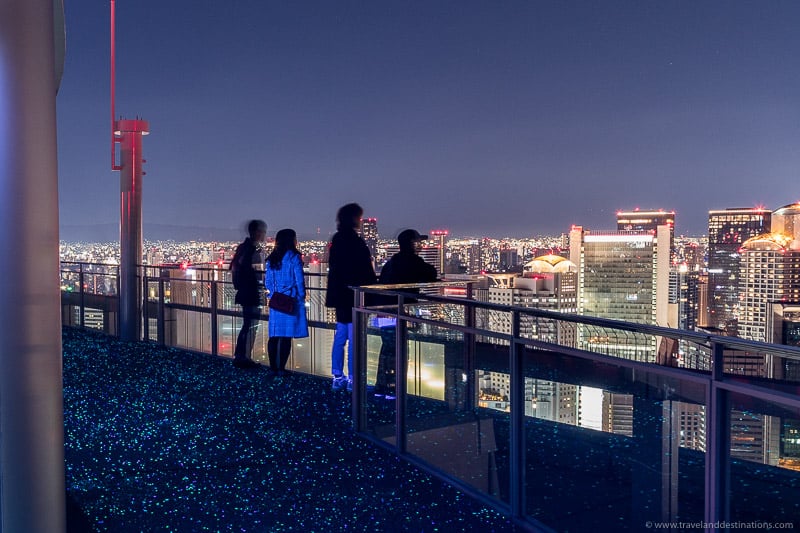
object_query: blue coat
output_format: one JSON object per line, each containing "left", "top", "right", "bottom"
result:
{"left": 265, "top": 251, "right": 309, "bottom": 338}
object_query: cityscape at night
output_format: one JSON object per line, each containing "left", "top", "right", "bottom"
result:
{"left": 4, "top": 0, "right": 800, "bottom": 530}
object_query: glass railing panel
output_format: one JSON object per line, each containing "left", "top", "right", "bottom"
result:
{"left": 171, "top": 309, "right": 213, "bottom": 354}
{"left": 519, "top": 346, "right": 707, "bottom": 529}
{"left": 289, "top": 324, "right": 335, "bottom": 377}
{"left": 727, "top": 390, "right": 800, "bottom": 524}
{"left": 406, "top": 325, "right": 509, "bottom": 506}
{"left": 363, "top": 313, "right": 397, "bottom": 441}
{"left": 77, "top": 306, "right": 107, "bottom": 331}
{"left": 216, "top": 315, "right": 238, "bottom": 357}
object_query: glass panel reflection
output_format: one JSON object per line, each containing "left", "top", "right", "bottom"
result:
{"left": 727, "top": 391, "right": 800, "bottom": 524}
{"left": 404, "top": 325, "right": 508, "bottom": 504}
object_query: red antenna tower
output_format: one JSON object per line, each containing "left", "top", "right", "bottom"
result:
{"left": 111, "top": 0, "right": 151, "bottom": 341}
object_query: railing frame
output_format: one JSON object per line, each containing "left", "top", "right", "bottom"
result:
{"left": 58, "top": 264, "right": 800, "bottom": 531}
{"left": 350, "top": 284, "right": 800, "bottom": 532}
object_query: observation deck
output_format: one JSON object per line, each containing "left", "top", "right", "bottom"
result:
{"left": 60, "top": 262, "right": 800, "bottom": 531}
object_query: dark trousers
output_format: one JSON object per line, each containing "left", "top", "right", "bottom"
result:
{"left": 375, "top": 327, "right": 396, "bottom": 394}
{"left": 267, "top": 336, "right": 292, "bottom": 372}
{"left": 234, "top": 305, "right": 262, "bottom": 361}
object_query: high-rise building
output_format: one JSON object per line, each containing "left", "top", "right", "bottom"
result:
{"left": 738, "top": 204, "right": 800, "bottom": 343}
{"left": 430, "top": 230, "right": 448, "bottom": 275}
{"left": 616, "top": 209, "right": 675, "bottom": 231}
{"left": 616, "top": 209, "right": 676, "bottom": 257}
{"left": 706, "top": 207, "right": 771, "bottom": 332}
{"left": 486, "top": 255, "right": 578, "bottom": 344}
{"left": 571, "top": 225, "right": 672, "bottom": 362}
{"left": 669, "top": 265, "right": 700, "bottom": 331}
{"left": 360, "top": 217, "right": 379, "bottom": 259}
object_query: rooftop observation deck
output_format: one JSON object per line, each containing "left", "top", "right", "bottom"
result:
{"left": 62, "top": 327, "right": 516, "bottom": 532}
{"left": 60, "top": 262, "right": 800, "bottom": 532}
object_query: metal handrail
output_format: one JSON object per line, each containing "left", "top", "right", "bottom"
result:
{"left": 350, "top": 284, "right": 800, "bottom": 532}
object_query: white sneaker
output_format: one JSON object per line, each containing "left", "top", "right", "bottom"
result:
{"left": 331, "top": 375, "right": 348, "bottom": 391}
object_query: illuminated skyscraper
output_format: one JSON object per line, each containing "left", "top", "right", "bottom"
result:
{"left": 616, "top": 209, "right": 676, "bottom": 257}
{"left": 616, "top": 209, "right": 675, "bottom": 231}
{"left": 360, "top": 217, "right": 379, "bottom": 258}
{"left": 430, "top": 230, "right": 448, "bottom": 275}
{"left": 738, "top": 204, "right": 800, "bottom": 343}
{"left": 706, "top": 207, "right": 771, "bottom": 332}
{"left": 571, "top": 225, "right": 672, "bottom": 362}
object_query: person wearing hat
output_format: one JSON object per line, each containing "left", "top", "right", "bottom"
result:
{"left": 374, "top": 229, "right": 438, "bottom": 398}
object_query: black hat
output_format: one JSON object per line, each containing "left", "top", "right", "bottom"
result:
{"left": 397, "top": 229, "right": 428, "bottom": 247}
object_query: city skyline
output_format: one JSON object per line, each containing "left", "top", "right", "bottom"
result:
{"left": 58, "top": 2, "right": 800, "bottom": 239}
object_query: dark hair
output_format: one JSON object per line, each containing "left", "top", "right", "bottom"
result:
{"left": 266, "top": 228, "right": 300, "bottom": 270}
{"left": 336, "top": 203, "right": 363, "bottom": 231}
{"left": 247, "top": 219, "right": 267, "bottom": 238}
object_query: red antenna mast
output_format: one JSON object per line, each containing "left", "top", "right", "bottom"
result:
{"left": 110, "top": 0, "right": 150, "bottom": 341}
{"left": 111, "top": 0, "right": 122, "bottom": 170}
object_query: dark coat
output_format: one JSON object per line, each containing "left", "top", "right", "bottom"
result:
{"left": 378, "top": 251, "right": 438, "bottom": 285}
{"left": 325, "top": 229, "right": 376, "bottom": 323}
{"left": 377, "top": 251, "right": 438, "bottom": 306}
{"left": 232, "top": 237, "right": 265, "bottom": 307}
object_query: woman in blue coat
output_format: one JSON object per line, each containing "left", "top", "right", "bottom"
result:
{"left": 264, "top": 228, "right": 308, "bottom": 375}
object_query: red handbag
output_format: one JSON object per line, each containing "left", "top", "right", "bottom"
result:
{"left": 268, "top": 291, "right": 295, "bottom": 314}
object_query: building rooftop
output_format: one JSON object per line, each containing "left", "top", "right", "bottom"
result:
{"left": 62, "top": 327, "right": 518, "bottom": 532}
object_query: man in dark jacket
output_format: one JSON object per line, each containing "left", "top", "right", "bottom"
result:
{"left": 231, "top": 219, "right": 267, "bottom": 368}
{"left": 325, "top": 203, "right": 376, "bottom": 391}
{"left": 374, "top": 229, "right": 438, "bottom": 398}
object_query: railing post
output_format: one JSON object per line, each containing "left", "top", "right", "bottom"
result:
{"left": 142, "top": 272, "right": 150, "bottom": 341}
{"left": 395, "top": 294, "right": 408, "bottom": 455}
{"left": 464, "top": 283, "right": 476, "bottom": 411}
{"left": 210, "top": 279, "right": 219, "bottom": 356}
{"left": 157, "top": 277, "right": 166, "bottom": 346}
{"left": 509, "top": 310, "right": 525, "bottom": 519}
{"left": 352, "top": 288, "right": 367, "bottom": 432}
{"left": 79, "top": 263, "right": 85, "bottom": 328}
{"left": 705, "top": 339, "right": 729, "bottom": 531}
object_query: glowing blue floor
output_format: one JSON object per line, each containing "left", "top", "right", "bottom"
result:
{"left": 62, "top": 328, "right": 518, "bottom": 532}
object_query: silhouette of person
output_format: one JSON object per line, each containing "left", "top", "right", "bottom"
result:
{"left": 231, "top": 219, "right": 267, "bottom": 368}
{"left": 374, "top": 229, "right": 438, "bottom": 398}
{"left": 325, "top": 203, "right": 376, "bottom": 391}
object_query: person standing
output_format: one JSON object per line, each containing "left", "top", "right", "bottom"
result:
{"left": 231, "top": 219, "right": 268, "bottom": 368}
{"left": 325, "top": 203, "right": 376, "bottom": 391}
{"left": 374, "top": 229, "right": 438, "bottom": 397}
{"left": 264, "top": 228, "right": 309, "bottom": 376}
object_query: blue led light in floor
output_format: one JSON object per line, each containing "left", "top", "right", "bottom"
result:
{"left": 62, "top": 328, "right": 518, "bottom": 532}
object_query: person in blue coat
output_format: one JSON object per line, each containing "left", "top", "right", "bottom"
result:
{"left": 264, "top": 228, "right": 308, "bottom": 376}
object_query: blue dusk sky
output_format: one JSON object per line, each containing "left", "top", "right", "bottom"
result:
{"left": 56, "top": 1, "right": 800, "bottom": 240}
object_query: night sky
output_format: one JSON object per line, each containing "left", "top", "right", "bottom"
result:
{"left": 56, "top": 1, "right": 800, "bottom": 240}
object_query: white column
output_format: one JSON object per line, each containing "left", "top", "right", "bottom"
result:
{"left": 0, "top": 0, "right": 66, "bottom": 531}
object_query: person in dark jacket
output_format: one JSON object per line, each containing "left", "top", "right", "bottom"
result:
{"left": 325, "top": 203, "right": 376, "bottom": 391}
{"left": 374, "top": 229, "right": 438, "bottom": 397}
{"left": 231, "top": 219, "right": 268, "bottom": 368}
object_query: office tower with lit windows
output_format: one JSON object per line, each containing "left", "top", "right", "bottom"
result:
{"left": 616, "top": 209, "right": 676, "bottom": 258}
{"left": 616, "top": 209, "right": 676, "bottom": 232}
{"left": 669, "top": 266, "right": 700, "bottom": 331}
{"left": 706, "top": 207, "right": 771, "bottom": 332}
{"left": 571, "top": 225, "right": 672, "bottom": 362}
{"left": 360, "top": 217, "right": 379, "bottom": 259}
{"left": 486, "top": 255, "right": 578, "bottom": 344}
{"left": 430, "top": 230, "right": 448, "bottom": 275}
{"left": 738, "top": 204, "right": 800, "bottom": 343}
